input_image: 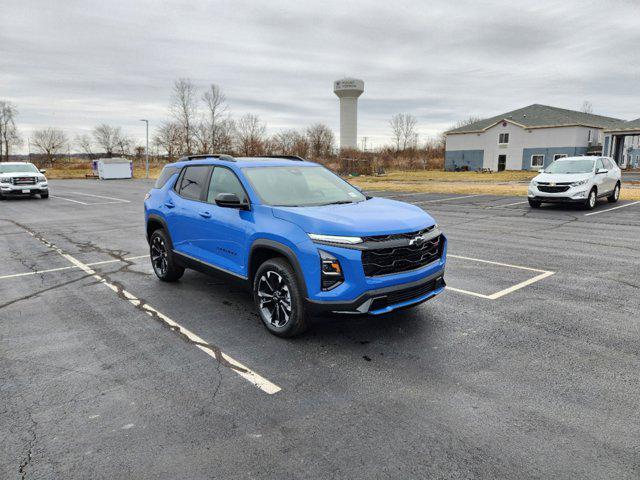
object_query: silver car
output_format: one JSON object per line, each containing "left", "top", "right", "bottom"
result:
{"left": 528, "top": 156, "right": 621, "bottom": 210}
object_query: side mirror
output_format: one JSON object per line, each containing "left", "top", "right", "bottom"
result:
{"left": 39, "top": 169, "right": 47, "bottom": 174}
{"left": 215, "top": 192, "right": 248, "bottom": 209}
{"left": 596, "top": 168, "right": 608, "bottom": 174}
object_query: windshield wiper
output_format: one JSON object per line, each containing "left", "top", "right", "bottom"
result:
{"left": 323, "top": 200, "right": 355, "bottom": 205}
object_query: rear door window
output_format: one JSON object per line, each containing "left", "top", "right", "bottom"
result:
{"left": 176, "top": 165, "right": 212, "bottom": 201}
{"left": 154, "top": 166, "right": 179, "bottom": 189}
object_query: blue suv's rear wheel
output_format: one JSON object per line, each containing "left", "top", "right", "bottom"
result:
{"left": 253, "top": 258, "right": 308, "bottom": 337}
{"left": 149, "top": 229, "right": 184, "bottom": 282}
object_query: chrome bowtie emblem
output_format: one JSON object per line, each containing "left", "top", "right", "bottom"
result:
{"left": 409, "top": 236, "right": 425, "bottom": 246}
{"left": 550, "top": 182, "right": 556, "bottom": 186}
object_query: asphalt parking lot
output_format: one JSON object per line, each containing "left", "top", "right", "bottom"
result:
{"left": 1, "top": 180, "right": 639, "bottom": 479}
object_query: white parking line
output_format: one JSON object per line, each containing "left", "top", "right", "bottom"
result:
{"left": 66, "top": 191, "right": 131, "bottom": 203}
{"left": 446, "top": 254, "right": 555, "bottom": 299}
{"left": 17, "top": 229, "right": 280, "bottom": 394}
{"left": 0, "top": 255, "right": 148, "bottom": 280}
{"left": 493, "top": 200, "right": 529, "bottom": 208}
{"left": 414, "top": 194, "right": 484, "bottom": 205}
{"left": 51, "top": 195, "right": 91, "bottom": 205}
{"left": 584, "top": 201, "right": 640, "bottom": 216}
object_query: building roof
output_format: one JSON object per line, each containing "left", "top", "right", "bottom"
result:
{"left": 446, "top": 104, "right": 624, "bottom": 134}
{"left": 604, "top": 118, "right": 640, "bottom": 132}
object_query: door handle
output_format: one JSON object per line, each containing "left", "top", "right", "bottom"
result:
{"left": 164, "top": 201, "right": 175, "bottom": 208}
{"left": 199, "top": 211, "right": 212, "bottom": 218}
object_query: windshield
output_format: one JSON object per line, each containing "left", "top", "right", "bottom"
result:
{"left": 0, "top": 163, "right": 39, "bottom": 174}
{"left": 242, "top": 165, "right": 366, "bottom": 207}
{"left": 544, "top": 159, "right": 595, "bottom": 174}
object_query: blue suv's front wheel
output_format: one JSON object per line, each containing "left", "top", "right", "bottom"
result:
{"left": 149, "top": 229, "right": 185, "bottom": 282}
{"left": 253, "top": 258, "right": 308, "bottom": 337}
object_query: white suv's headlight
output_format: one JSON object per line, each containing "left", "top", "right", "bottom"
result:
{"left": 308, "top": 233, "right": 363, "bottom": 245}
{"left": 571, "top": 179, "right": 588, "bottom": 187}
{"left": 37, "top": 175, "right": 47, "bottom": 182}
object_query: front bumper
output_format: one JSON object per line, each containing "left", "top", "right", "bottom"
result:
{"left": 306, "top": 269, "right": 446, "bottom": 315}
{"left": 0, "top": 183, "right": 48, "bottom": 195}
{"left": 528, "top": 184, "right": 588, "bottom": 203}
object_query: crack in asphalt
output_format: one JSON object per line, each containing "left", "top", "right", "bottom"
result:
{"left": 18, "top": 411, "right": 37, "bottom": 479}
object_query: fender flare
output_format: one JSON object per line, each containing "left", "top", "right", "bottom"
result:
{"left": 249, "top": 239, "right": 309, "bottom": 297}
{"left": 146, "top": 214, "right": 171, "bottom": 245}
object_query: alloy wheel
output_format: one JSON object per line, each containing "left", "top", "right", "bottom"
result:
{"left": 151, "top": 235, "right": 168, "bottom": 276}
{"left": 257, "top": 270, "right": 292, "bottom": 328}
{"left": 614, "top": 185, "right": 620, "bottom": 200}
{"left": 589, "top": 191, "right": 596, "bottom": 208}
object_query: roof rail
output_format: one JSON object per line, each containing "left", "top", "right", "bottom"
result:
{"left": 254, "top": 155, "right": 305, "bottom": 162}
{"left": 180, "top": 154, "right": 236, "bottom": 162}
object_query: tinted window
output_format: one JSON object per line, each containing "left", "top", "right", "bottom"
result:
{"left": 177, "top": 166, "right": 211, "bottom": 201}
{"left": 207, "top": 167, "right": 247, "bottom": 203}
{"left": 154, "top": 166, "right": 179, "bottom": 189}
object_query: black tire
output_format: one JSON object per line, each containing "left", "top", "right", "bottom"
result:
{"left": 528, "top": 199, "right": 541, "bottom": 208}
{"left": 607, "top": 183, "right": 620, "bottom": 203}
{"left": 253, "top": 257, "right": 308, "bottom": 337}
{"left": 149, "top": 229, "right": 184, "bottom": 282}
{"left": 584, "top": 188, "right": 597, "bottom": 210}
{"left": 40, "top": 193, "right": 49, "bottom": 199}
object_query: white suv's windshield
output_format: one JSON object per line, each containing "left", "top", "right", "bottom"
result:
{"left": 0, "top": 163, "right": 39, "bottom": 174}
{"left": 242, "top": 165, "right": 366, "bottom": 207}
{"left": 544, "top": 159, "right": 595, "bottom": 174}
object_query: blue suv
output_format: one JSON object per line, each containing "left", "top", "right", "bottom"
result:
{"left": 144, "top": 155, "right": 447, "bottom": 337}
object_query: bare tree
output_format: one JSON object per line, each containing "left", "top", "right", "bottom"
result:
{"left": 31, "top": 128, "right": 68, "bottom": 166}
{"left": 170, "top": 78, "right": 198, "bottom": 154}
{"left": 235, "top": 114, "right": 266, "bottom": 156}
{"left": 389, "top": 113, "right": 418, "bottom": 151}
{"left": 153, "top": 121, "right": 183, "bottom": 160}
{"left": 202, "top": 84, "right": 228, "bottom": 151}
{"left": 75, "top": 133, "right": 93, "bottom": 157}
{"left": 0, "top": 101, "right": 21, "bottom": 161}
{"left": 93, "top": 124, "right": 119, "bottom": 156}
{"left": 114, "top": 130, "right": 133, "bottom": 156}
{"left": 581, "top": 100, "right": 593, "bottom": 114}
{"left": 451, "top": 115, "right": 483, "bottom": 130}
{"left": 306, "top": 123, "right": 335, "bottom": 158}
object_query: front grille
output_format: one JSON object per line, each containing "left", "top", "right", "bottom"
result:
{"left": 369, "top": 277, "right": 444, "bottom": 311}
{"left": 362, "top": 234, "right": 442, "bottom": 276}
{"left": 362, "top": 226, "right": 435, "bottom": 243}
{"left": 12, "top": 177, "right": 36, "bottom": 185}
{"left": 537, "top": 185, "right": 570, "bottom": 193}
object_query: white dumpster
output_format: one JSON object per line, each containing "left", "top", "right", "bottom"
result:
{"left": 95, "top": 158, "right": 133, "bottom": 180}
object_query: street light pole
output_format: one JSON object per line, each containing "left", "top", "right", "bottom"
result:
{"left": 140, "top": 119, "right": 149, "bottom": 179}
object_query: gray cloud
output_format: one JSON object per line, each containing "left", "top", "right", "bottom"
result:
{"left": 1, "top": 0, "right": 639, "bottom": 150}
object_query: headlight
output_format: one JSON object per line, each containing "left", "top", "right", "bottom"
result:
{"left": 531, "top": 181, "right": 539, "bottom": 186}
{"left": 571, "top": 179, "right": 588, "bottom": 187}
{"left": 319, "top": 250, "right": 344, "bottom": 290}
{"left": 0, "top": 177, "right": 11, "bottom": 184}
{"left": 37, "top": 175, "right": 46, "bottom": 182}
{"left": 308, "top": 233, "right": 363, "bottom": 245}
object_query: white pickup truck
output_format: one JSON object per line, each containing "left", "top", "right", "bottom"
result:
{"left": 0, "top": 162, "right": 49, "bottom": 199}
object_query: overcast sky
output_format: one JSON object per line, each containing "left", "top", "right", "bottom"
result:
{"left": 2, "top": 0, "right": 639, "bottom": 151}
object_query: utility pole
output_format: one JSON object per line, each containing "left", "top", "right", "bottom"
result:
{"left": 140, "top": 119, "right": 149, "bottom": 179}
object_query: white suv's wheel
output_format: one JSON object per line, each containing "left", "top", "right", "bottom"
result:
{"left": 607, "top": 183, "right": 620, "bottom": 203}
{"left": 584, "top": 188, "right": 597, "bottom": 210}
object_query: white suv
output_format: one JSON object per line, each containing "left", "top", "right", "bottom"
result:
{"left": 528, "top": 156, "right": 621, "bottom": 210}
{"left": 0, "top": 162, "right": 49, "bottom": 200}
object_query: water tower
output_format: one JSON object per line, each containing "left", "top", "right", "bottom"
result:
{"left": 334, "top": 78, "right": 364, "bottom": 150}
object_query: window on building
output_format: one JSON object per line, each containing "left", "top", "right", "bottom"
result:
{"left": 554, "top": 154, "right": 568, "bottom": 161}
{"left": 531, "top": 155, "right": 544, "bottom": 168}
{"left": 499, "top": 133, "right": 509, "bottom": 144}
